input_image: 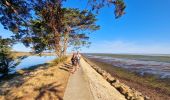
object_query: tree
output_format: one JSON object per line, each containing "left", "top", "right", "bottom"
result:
{"left": 22, "top": 7, "right": 99, "bottom": 57}
{"left": 0, "top": 0, "right": 32, "bottom": 39}
{"left": 87, "top": 0, "right": 126, "bottom": 18}
{"left": 0, "top": 36, "right": 26, "bottom": 77}
{"left": 61, "top": 8, "right": 99, "bottom": 55}
{"left": 0, "top": 0, "right": 126, "bottom": 58}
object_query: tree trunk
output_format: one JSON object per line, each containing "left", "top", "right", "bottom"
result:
{"left": 62, "top": 31, "right": 69, "bottom": 56}
{"left": 54, "top": 31, "right": 62, "bottom": 58}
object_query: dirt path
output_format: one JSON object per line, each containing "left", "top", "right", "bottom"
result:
{"left": 63, "top": 58, "right": 126, "bottom": 100}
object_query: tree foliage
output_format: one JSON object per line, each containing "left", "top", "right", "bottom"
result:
{"left": 88, "top": 0, "right": 126, "bottom": 18}
{"left": 0, "top": 0, "right": 32, "bottom": 39}
{"left": 0, "top": 0, "right": 126, "bottom": 58}
{"left": 22, "top": 7, "right": 99, "bottom": 57}
{"left": 0, "top": 36, "right": 26, "bottom": 77}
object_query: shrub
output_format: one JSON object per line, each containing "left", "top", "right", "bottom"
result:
{"left": 52, "top": 56, "right": 68, "bottom": 65}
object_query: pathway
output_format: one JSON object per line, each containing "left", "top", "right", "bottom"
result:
{"left": 63, "top": 61, "right": 94, "bottom": 100}
{"left": 63, "top": 58, "right": 126, "bottom": 100}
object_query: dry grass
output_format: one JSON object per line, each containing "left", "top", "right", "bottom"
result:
{"left": 0, "top": 57, "right": 71, "bottom": 100}
{"left": 12, "top": 52, "right": 56, "bottom": 58}
{"left": 52, "top": 56, "right": 68, "bottom": 65}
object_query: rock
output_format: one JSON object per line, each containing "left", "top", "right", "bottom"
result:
{"left": 114, "top": 79, "right": 120, "bottom": 83}
{"left": 125, "top": 91, "right": 134, "bottom": 100}
{"left": 112, "top": 82, "right": 120, "bottom": 88}
{"left": 96, "top": 68, "right": 102, "bottom": 74}
{"left": 144, "top": 96, "right": 150, "bottom": 100}
{"left": 106, "top": 75, "right": 116, "bottom": 83}
{"left": 92, "top": 65, "right": 97, "bottom": 69}
{"left": 91, "top": 64, "right": 147, "bottom": 100}
{"left": 100, "top": 70, "right": 105, "bottom": 75}
{"left": 117, "top": 84, "right": 130, "bottom": 95}
{"left": 135, "top": 96, "right": 144, "bottom": 100}
{"left": 134, "top": 91, "right": 142, "bottom": 97}
{"left": 102, "top": 72, "right": 109, "bottom": 79}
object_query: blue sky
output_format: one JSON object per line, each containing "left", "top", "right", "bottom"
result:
{"left": 1, "top": 0, "right": 170, "bottom": 54}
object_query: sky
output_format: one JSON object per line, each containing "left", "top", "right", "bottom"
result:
{"left": 1, "top": 0, "right": 170, "bottom": 54}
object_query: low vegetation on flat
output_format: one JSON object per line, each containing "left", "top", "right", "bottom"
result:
{"left": 85, "top": 57, "right": 170, "bottom": 100}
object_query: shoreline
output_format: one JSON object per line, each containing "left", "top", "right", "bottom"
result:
{"left": 0, "top": 57, "right": 70, "bottom": 100}
{"left": 84, "top": 56, "right": 170, "bottom": 100}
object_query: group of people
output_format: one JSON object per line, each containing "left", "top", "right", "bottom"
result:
{"left": 70, "top": 51, "right": 81, "bottom": 74}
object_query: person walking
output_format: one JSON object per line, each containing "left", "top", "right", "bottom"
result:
{"left": 70, "top": 53, "right": 78, "bottom": 74}
{"left": 76, "top": 51, "right": 81, "bottom": 69}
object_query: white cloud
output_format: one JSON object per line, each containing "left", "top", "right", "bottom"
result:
{"left": 12, "top": 40, "right": 170, "bottom": 54}
{"left": 81, "top": 40, "right": 170, "bottom": 54}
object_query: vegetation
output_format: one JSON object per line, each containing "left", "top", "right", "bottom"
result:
{"left": 52, "top": 56, "right": 68, "bottom": 65}
{"left": 88, "top": 53, "right": 170, "bottom": 63}
{"left": 0, "top": 37, "right": 26, "bottom": 77}
{"left": 0, "top": 0, "right": 126, "bottom": 58}
{"left": 23, "top": 7, "right": 99, "bottom": 57}
{"left": 0, "top": 0, "right": 126, "bottom": 76}
{"left": 85, "top": 56, "right": 170, "bottom": 99}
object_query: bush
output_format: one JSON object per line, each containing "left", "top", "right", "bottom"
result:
{"left": 52, "top": 56, "right": 68, "bottom": 65}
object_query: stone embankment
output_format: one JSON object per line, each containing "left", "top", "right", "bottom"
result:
{"left": 83, "top": 58, "right": 150, "bottom": 100}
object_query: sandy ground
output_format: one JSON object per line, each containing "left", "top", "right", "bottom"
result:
{"left": 1, "top": 57, "right": 127, "bottom": 100}
{"left": 63, "top": 58, "right": 126, "bottom": 100}
{"left": 0, "top": 61, "right": 70, "bottom": 100}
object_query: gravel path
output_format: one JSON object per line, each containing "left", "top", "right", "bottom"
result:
{"left": 63, "top": 58, "right": 126, "bottom": 100}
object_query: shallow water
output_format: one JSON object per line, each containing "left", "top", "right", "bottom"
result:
{"left": 86, "top": 54, "right": 170, "bottom": 79}
{"left": 0, "top": 56, "right": 56, "bottom": 77}
{"left": 15, "top": 56, "right": 56, "bottom": 70}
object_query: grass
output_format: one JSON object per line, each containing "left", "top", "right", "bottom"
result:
{"left": 51, "top": 56, "right": 68, "bottom": 65}
{"left": 85, "top": 57, "right": 170, "bottom": 95}
{"left": 12, "top": 51, "right": 56, "bottom": 58}
{"left": 0, "top": 63, "right": 49, "bottom": 81}
{"left": 0, "top": 56, "right": 70, "bottom": 100}
{"left": 0, "top": 56, "right": 68, "bottom": 81}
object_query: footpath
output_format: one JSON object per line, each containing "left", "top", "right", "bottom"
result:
{"left": 63, "top": 58, "right": 126, "bottom": 100}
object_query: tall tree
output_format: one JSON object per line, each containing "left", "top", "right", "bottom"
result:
{"left": 61, "top": 8, "right": 99, "bottom": 55}
{"left": 0, "top": 0, "right": 126, "bottom": 58}
{"left": 23, "top": 7, "right": 99, "bottom": 57}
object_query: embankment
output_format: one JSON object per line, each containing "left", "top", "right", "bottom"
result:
{"left": 0, "top": 57, "right": 71, "bottom": 100}
{"left": 83, "top": 56, "right": 170, "bottom": 100}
